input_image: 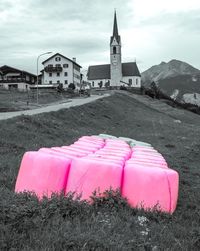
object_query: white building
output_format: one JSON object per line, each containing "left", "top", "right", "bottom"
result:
{"left": 0, "top": 65, "right": 36, "bottom": 91}
{"left": 41, "top": 53, "right": 82, "bottom": 89}
{"left": 87, "top": 11, "right": 141, "bottom": 89}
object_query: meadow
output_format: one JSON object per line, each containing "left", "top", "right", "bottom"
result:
{"left": 0, "top": 93, "right": 200, "bottom": 250}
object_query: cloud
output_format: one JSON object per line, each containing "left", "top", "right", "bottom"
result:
{"left": 0, "top": 0, "right": 200, "bottom": 74}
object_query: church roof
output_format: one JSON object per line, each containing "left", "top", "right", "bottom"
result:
{"left": 87, "top": 64, "right": 110, "bottom": 80}
{"left": 113, "top": 11, "right": 119, "bottom": 38}
{"left": 87, "top": 62, "right": 141, "bottom": 80}
{"left": 122, "top": 62, "right": 141, "bottom": 77}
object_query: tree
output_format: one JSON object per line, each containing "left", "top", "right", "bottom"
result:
{"left": 68, "top": 83, "right": 76, "bottom": 90}
{"left": 150, "top": 81, "right": 160, "bottom": 99}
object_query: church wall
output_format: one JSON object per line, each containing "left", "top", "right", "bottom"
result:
{"left": 122, "top": 76, "right": 141, "bottom": 88}
{"left": 89, "top": 79, "right": 111, "bottom": 88}
{"left": 110, "top": 42, "right": 122, "bottom": 86}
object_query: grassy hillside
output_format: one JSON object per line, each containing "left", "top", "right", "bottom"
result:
{"left": 0, "top": 93, "right": 200, "bottom": 250}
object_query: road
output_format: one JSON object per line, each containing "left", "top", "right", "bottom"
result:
{"left": 0, "top": 94, "right": 110, "bottom": 121}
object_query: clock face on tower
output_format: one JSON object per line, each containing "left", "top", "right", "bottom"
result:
{"left": 112, "top": 59, "right": 117, "bottom": 65}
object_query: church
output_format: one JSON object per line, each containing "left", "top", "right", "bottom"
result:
{"left": 87, "top": 11, "right": 141, "bottom": 88}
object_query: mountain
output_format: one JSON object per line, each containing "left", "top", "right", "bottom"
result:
{"left": 141, "top": 60, "right": 200, "bottom": 106}
{"left": 141, "top": 59, "right": 200, "bottom": 86}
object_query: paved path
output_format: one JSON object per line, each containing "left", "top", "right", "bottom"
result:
{"left": 0, "top": 94, "right": 110, "bottom": 121}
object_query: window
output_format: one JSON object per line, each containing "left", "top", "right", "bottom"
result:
{"left": 57, "top": 80, "right": 60, "bottom": 84}
{"left": 64, "top": 72, "right": 68, "bottom": 76}
{"left": 49, "top": 73, "right": 52, "bottom": 77}
{"left": 92, "top": 81, "right": 94, "bottom": 87}
{"left": 129, "top": 79, "right": 132, "bottom": 85}
{"left": 57, "top": 72, "right": 60, "bottom": 77}
{"left": 63, "top": 64, "right": 68, "bottom": 68}
{"left": 136, "top": 79, "right": 138, "bottom": 85}
{"left": 49, "top": 81, "right": 52, "bottom": 84}
{"left": 113, "top": 46, "right": 116, "bottom": 54}
{"left": 65, "top": 80, "right": 68, "bottom": 85}
{"left": 55, "top": 57, "right": 61, "bottom": 61}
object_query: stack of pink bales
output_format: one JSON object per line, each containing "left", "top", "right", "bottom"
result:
{"left": 15, "top": 135, "right": 179, "bottom": 213}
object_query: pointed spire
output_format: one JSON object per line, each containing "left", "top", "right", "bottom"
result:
{"left": 110, "top": 10, "right": 120, "bottom": 45}
{"left": 113, "top": 10, "right": 118, "bottom": 37}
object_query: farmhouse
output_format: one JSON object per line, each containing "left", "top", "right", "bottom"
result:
{"left": 0, "top": 65, "right": 36, "bottom": 91}
{"left": 41, "top": 53, "right": 82, "bottom": 90}
{"left": 87, "top": 11, "right": 141, "bottom": 89}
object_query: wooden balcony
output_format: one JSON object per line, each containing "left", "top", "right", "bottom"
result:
{"left": 44, "top": 66, "right": 63, "bottom": 73}
{"left": 0, "top": 78, "right": 28, "bottom": 83}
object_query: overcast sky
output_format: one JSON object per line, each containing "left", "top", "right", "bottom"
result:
{"left": 1, "top": 0, "right": 200, "bottom": 75}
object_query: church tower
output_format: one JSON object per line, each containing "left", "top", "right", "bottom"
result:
{"left": 110, "top": 11, "right": 122, "bottom": 87}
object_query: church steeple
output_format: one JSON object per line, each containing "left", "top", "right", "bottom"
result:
{"left": 110, "top": 10, "right": 122, "bottom": 87}
{"left": 113, "top": 10, "right": 118, "bottom": 37}
{"left": 110, "top": 10, "right": 121, "bottom": 45}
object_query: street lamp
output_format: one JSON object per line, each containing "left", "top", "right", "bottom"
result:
{"left": 36, "top": 51, "right": 52, "bottom": 104}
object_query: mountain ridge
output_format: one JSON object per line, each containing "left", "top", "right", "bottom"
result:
{"left": 141, "top": 59, "right": 200, "bottom": 85}
{"left": 141, "top": 59, "right": 200, "bottom": 106}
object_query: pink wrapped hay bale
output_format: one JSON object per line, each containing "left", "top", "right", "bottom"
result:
{"left": 51, "top": 147, "right": 86, "bottom": 157}
{"left": 122, "top": 164, "right": 179, "bottom": 213}
{"left": 65, "top": 157, "right": 123, "bottom": 201}
{"left": 15, "top": 151, "right": 71, "bottom": 199}
{"left": 39, "top": 148, "right": 77, "bottom": 160}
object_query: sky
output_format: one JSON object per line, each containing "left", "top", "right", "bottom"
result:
{"left": 0, "top": 0, "right": 200, "bottom": 75}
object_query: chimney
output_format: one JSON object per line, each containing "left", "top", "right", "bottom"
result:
{"left": 72, "top": 57, "right": 76, "bottom": 62}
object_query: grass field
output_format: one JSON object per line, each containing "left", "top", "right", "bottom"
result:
{"left": 0, "top": 88, "right": 74, "bottom": 112}
{"left": 0, "top": 93, "right": 200, "bottom": 250}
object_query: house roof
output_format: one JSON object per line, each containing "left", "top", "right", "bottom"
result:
{"left": 87, "top": 62, "right": 141, "bottom": 80}
{"left": 0, "top": 65, "right": 36, "bottom": 77}
{"left": 42, "top": 53, "right": 82, "bottom": 68}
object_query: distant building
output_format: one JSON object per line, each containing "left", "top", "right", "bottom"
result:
{"left": 87, "top": 11, "right": 141, "bottom": 89}
{"left": 0, "top": 65, "right": 36, "bottom": 91}
{"left": 41, "top": 53, "right": 82, "bottom": 90}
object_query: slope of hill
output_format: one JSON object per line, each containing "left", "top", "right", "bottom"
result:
{"left": 0, "top": 92, "right": 200, "bottom": 250}
{"left": 158, "top": 74, "right": 200, "bottom": 102}
{"left": 141, "top": 59, "right": 200, "bottom": 86}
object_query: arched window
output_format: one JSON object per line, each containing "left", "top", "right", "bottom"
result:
{"left": 113, "top": 46, "right": 116, "bottom": 54}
